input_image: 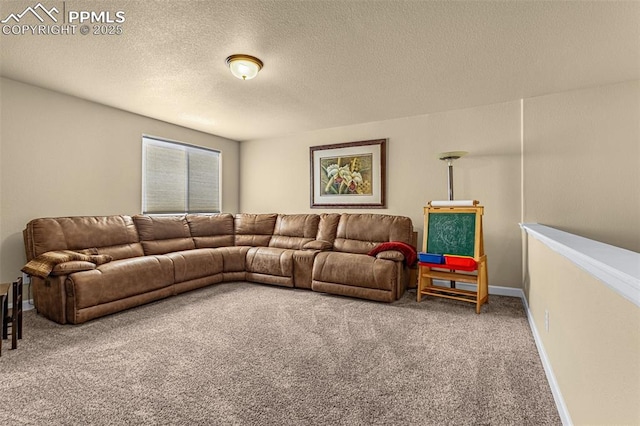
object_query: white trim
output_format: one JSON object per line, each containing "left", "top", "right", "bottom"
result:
{"left": 520, "top": 291, "right": 573, "bottom": 426}
{"left": 520, "top": 98, "right": 524, "bottom": 225}
{"left": 520, "top": 223, "right": 640, "bottom": 308}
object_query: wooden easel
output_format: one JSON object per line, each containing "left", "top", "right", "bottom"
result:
{"left": 417, "top": 203, "right": 488, "bottom": 313}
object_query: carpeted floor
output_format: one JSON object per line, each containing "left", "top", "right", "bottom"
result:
{"left": 0, "top": 282, "right": 560, "bottom": 425}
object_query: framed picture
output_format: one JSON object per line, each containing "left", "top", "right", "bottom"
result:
{"left": 310, "top": 139, "right": 387, "bottom": 208}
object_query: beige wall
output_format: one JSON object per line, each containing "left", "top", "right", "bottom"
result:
{"left": 3, "top": 77, "right": 637, "bottom": 291}
{"left": 241, "top": 80, "right": 640, "bottom": 290}
{"left": 521, "top": 81, "right": 640, "bottom": 424}
{"left": 240, "top": 101, "right": 523, "bottom": 288}
{"left": 0, "top": 78, "right": 240, "bottom": 283}
{"left": 523, "top": 80, "right": 640, "bottom": 252}
{"left": 526, "top": 236, "right": 640, "bottom": 424}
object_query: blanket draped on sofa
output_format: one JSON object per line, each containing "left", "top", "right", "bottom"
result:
{"left": 22, "top": 249, "right": 112, "bottom": 278}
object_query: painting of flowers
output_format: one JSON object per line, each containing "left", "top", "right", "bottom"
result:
{"left": 310, "top": 139, "right": 386, "bottom": 208}
{"left": 320, "top": 155, "right": 373, "bottom": 196}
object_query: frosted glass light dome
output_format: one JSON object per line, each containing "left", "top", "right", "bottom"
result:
{"left": 225, "top": 54, "right": 263, "bottom": 80}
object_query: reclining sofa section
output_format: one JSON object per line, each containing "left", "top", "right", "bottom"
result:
{"left": 23, "top": 213, "right": 414, "bottom": 324}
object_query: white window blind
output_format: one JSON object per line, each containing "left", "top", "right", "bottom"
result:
{"left": 142, "top": 136, "right": 221, "bottom": 214}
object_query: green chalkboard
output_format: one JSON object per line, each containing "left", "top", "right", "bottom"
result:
{"left": 427, "top": 212, "right": 476, "bottom": 257}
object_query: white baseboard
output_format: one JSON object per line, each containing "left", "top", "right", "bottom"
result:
{"left": 520, "top": 293, "right": 572, "bottom": 425}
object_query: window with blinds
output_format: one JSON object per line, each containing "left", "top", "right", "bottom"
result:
{"left": 142, "top": 136, "right": 221, "bottom": 214}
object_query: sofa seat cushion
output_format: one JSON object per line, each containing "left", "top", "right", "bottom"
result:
{"left": 245, "top": 247, "right": 294, "bottom": 277}
{"left": 312, "top": 252, "right": 397, "bottom": 291}
{"left": 67, "top": 255, "right": 174, "bottom": 309}
{"left": 166, "top": 249, "right": 224, "bottom": 283}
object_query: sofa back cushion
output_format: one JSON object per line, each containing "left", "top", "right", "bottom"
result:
{"left": 186, "top": 214, "right": 235, "bottom": 248}
{"left": 333, "top": 214, "right": 413, "bottom": 254}
{"left": 234, "top": 214, "right": 277, "bottom": 247}
{"left": 268, "top": 214, "right": 320, "bottom": 249}
{"left": 24, "top": 215, "right": 143, "bottom": 261}
{"left": 133, "top": 215, "right": 195, "bottom": 255}
{"left": 316, "top": 213, "right": 341, "bottom": 246}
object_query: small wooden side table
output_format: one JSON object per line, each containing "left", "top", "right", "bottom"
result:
{"left": 0, "top": 277, "right": 23, "bottom": 356}
{"left": 0, "top": 283, "right": 9, "bottom": 356}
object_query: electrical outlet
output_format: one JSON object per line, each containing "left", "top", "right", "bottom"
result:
{"left": 22, "top": 272, "right": 31, "bottom": 284}
{"left": 544, "top": 309, "right": 549, "bottom": 332}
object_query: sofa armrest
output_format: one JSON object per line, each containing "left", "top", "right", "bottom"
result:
{"left": 374, "top": 250, "right": 405, "bottom": 262}
{"left": 51, "top": 261, "right": 96, "bottom": 276}
{"left": 303, "top": 240, "right": 333, "bottom": 251}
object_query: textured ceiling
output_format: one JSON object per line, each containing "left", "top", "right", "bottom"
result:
{"left": 1, "top": 1, "right": 639, "bottom": 141}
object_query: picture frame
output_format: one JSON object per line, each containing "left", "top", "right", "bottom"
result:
{"left": 310, "top": 139, "right": 387, "bottom": 208}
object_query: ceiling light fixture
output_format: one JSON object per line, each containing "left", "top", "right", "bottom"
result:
{"left": 225, "top": 54, "right": 263, "bottom": 80}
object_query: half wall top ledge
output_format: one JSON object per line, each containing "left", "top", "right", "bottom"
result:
{"left": 520, "top": 223, "right": 640, "bottom": 308}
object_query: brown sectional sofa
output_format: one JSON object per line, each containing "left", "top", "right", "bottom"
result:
{"left": 23, "top": 213, "right": 414, "bottom": 324}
